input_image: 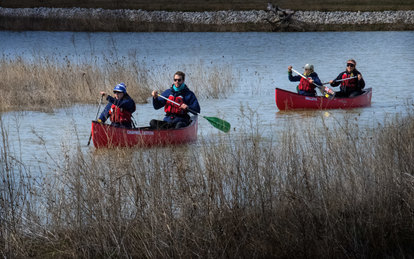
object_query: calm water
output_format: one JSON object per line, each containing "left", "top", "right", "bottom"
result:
{"left": 1, "top": 31, "right": 413, "bottom": 168}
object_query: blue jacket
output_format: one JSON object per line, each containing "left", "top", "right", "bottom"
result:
{"left": 289, "top": 72, "right": 321, "bottom": 84}
{"left": 288, "top": 71, "right": 322, "bottom": 96}
{"left": 99, "top": 94, "right": 136, "bottom": 127}
{"left": 153, "top": 84, "right": 200, "bottom": 124}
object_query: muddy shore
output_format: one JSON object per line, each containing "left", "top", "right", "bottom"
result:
{"left": 1, "top": 7, "right": 413, "bottom": 31}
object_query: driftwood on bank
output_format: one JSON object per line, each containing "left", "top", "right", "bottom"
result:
{"left": 263, "top": 3, "right": 301, "bottom": 31}
{"left": 0, "top": 5, "right": 413, "bottom": 32}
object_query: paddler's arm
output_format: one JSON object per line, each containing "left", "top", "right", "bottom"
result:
{"left": 151, "top": 90, "right": 167, "bottom": 110}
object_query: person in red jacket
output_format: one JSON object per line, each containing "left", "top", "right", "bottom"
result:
{"left": 150, "top": 71, "right": 200, "bottom": 129}
{"left": 329, "top": 59, "right": 365, "bottom": 97}
{"left": 288, "top": 64, "right": 322, "bottom": 97}
{"left": 98, "top": 83, "right": 136, "bottom": 128}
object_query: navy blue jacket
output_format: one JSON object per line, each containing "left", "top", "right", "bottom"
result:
{"left": 288, "top": 71, "right": 322, "bottom": 85}
{"left": 99, "top": 94, "right": 136, "bottom": 127}
{"left": 153, "top": 84, "right": 200, "bottom": 124}
{"left": 288, "top": 71, "right": 322, "bottom": 96}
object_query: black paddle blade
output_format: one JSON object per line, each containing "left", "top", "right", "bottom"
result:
{"left": 203, "top": 116, "right": 231, "bottom": 133}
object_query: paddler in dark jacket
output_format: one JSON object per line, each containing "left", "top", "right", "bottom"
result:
{"left": 98, "top": 83, "right": 136, "bottom": 128}
{"left": 150, "top": 71, "right": 200, "bottom": 129}
{"left": 329, "top": 59, "right": 365, "bottom": 97}
{"left": 288, "top": 64, "right": 322, "bottom": 97}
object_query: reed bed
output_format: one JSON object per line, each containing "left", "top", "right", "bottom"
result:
{"left": 1, "top": 109, "right": 413, "bottom": 258}
{"left": 0, "top": 55, "right": 236, "bottom": 112}
{"left": 0, "top": 55, "right": 152, "bottom": 112}
{"left": 150, "top": 61, "right": 237, "bottom": 100}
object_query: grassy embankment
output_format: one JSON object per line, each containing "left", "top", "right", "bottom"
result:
{"left": 1, "top": 0, "right": 414, "bottom": 31}
{"left": 1, "top": 106, "right": 413, "bottom": 257}
{"left": 3, "top": 0, "right": 414, "bottom": 11}
{"left": 0, "top": 55, "right": 235, "bottom": 112}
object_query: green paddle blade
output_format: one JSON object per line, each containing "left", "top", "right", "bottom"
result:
{"left": 203, "top": 116, "right": 231, "bottom": 133}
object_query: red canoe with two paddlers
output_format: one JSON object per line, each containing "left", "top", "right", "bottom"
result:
{"left": 91, "top": 116, "right": 198, "bottom": 148}
{"left": 275, "top": 87, "right": 372, "bottom": 110}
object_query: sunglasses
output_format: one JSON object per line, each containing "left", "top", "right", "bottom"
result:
{"left": 113, "top": 91, "right": 123, "bottom": 94}
{"left": 347, "top": 63, "right": 355, "bottom": 67}
{"left": 174, "top": 78, "right": 182, "bottom": 82}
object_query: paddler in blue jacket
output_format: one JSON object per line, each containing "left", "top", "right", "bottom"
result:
{"left": 150, "top": 71, "right": 200, "bottom": 129}
{"left": 98, "top": 83, "right": 136, "bottom": 128}
{"left": 288, "top": 64, "right": 322, "bottom": 97}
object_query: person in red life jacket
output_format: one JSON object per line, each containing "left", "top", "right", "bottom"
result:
{"left": 329, "top": 59, "right": 365, "bottom": 97}
{"left": 288, "top": 64, "right": 322, "bottom": 97}
{"left": 98, "top": 82, "right": 136, "bottom": 128}
{"left": 150, "top": 71, "right": 200, "bottom": 129}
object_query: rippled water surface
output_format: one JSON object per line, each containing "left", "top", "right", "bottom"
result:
{"left": 1, "top": 31, "right": 413, "bottom": 167}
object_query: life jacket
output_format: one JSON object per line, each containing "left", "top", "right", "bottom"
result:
{"left": 298, "top": 77, "right": 314, "bottom": 92}
{"left": 164, "top": 95, "right": 186, "bottom": 115}
{"left": 341, "top": 73, "right": 358, "bottom": 90}
{"left": 109, "top": 104, "right": 132, "bottom": 124}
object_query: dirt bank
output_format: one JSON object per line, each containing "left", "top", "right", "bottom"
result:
{"left": 1, "top": 7, "right": 413, "bottom": 31}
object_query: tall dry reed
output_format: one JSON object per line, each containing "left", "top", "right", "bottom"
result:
{"left": 1, "top": 108, "right": 413, "bottom": 258}
{"left": 0, "top": 55, "right": 237, "bottom": 112}
{"left": 149, "top": 61, "right": 237, "bottom": 100}
{"left": 0, "top": 55, "right": 152, "bottom": 111}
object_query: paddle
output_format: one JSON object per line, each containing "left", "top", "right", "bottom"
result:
{"left": 157, "top": 94, "right": 231, "bottom": 133}
{"left": 322, "top": 76, "right": 357, "bottom": 85}
{"left": 87, "top": 95, "right": 103, "bottom": 146}
{"left": 291, "top": 68, "right": 335, "bottom": 99}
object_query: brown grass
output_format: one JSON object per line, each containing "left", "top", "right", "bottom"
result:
{"left": 1, "top": 0, "right": 413, "bottom": 32}
{"left": 2, "top": 0, "right": 414, "bottom": 11}
{"left": 1, "top": 106, "right": 413, "bottom": 258}
{"left": 0, "top": 55, "right": 236, "bottom": 112}
{"left": 3, "top": 16, "right": 414, "bottom": 33}
{"left": 0, "top": 54, "right": 152, "bottom": 111}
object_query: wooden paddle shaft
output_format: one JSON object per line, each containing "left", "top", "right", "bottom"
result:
{"left": 291, "top": 68, "right": 335, "bottom": 97}
{"left": 157, "top": 93, "right": 231, "bottom": 133}
{"left": 291, "top": 68, "right": 322, "bottom": 86}
{"left": 322, "top": 76, "right": 357, "bottom": 85}
{"left": 157, "top": 94, "right": 198, "bottom": 115}
{"left": 87, "top": 95, "right": 103, "bottom": 146}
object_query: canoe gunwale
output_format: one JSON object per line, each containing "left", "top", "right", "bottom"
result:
{"left": 91, "top": 115, "right": 198, "bottom": 148}
{"left": 275, "top": 87, "right": 372, "bottom": 110}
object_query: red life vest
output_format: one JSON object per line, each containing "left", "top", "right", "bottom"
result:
{"left": 341, "top": 73, "right": 357, "bottom": 89}
{"left": 298, "top": 77, "right": 314, "bottom": 92}
{"left": 164, "top": 95, "right": 186, "bottom": 115}
{"left": 109, "top": 104, "right": 132, "bottom": 124}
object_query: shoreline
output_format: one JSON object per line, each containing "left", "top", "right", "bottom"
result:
{"left": 1, "top": 7, "right": 414, "bottom": 32}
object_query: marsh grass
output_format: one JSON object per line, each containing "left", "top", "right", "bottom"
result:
{"left": 3, "top": 0, "right": 414, "bottom": 11}
{"left": 0, "top": 55, "right": 152, "bottom": 112}
{"left": 0, "top": 55, "right": 236, "bottom": 112}
{"left": 1, "top": 108, "right": 413, "bottom": 257}
{"left": 187, "top": 62, "right": 237, "bottom": 99}
{"left": 133, "top": 61, "right": 237, "bottom": 101}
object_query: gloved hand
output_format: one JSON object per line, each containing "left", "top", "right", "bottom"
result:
{"left": 97, "top": 119, "right": 103, "bottom": 123}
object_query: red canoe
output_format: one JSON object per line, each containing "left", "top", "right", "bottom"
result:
{"left": 275, "top": 87, "right": 372, "bottom": 110}
{"left": 91, "top": 116, "right": 198, "bottom": 148}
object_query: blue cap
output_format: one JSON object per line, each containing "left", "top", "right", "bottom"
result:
{"left": 113, "top": 82, "right": 127, "bottom": 93}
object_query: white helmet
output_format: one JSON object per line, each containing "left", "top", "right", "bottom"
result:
{"left": 304, "top": 64, "right": 314, "bottom": 71}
